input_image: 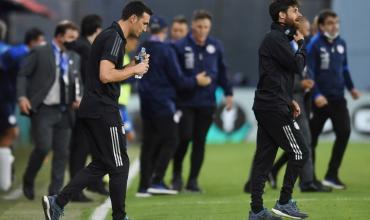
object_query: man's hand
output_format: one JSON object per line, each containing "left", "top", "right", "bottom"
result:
{"left": 18, "top": 97, "right": 32, "bottom": 115}
{"left": 301, "top": 79, "right": 314, "bottom": 90}
{"left": 72, "top": 100, "right": 81, "bottom": 110}
{"left": 225, "top": 96, "right": 233, "bottom": 111}
{"left": 196, "top": 72, "right": 212, "bottom": 86}
{"left": 314, "top": 95, "right": 328, "bottom": 108}
{"left": 294, "top": 30, "right": 304, "bottom": 42}
{"left": 291, "top": 100, "right": 301, "bottom": 118}
{"left": 134, "top": 62, "right": 149, "bottom": 75}
{"left": 350, "top": 88, "right": 361, "bottom": 100}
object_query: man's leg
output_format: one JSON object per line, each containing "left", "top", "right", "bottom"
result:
{"left": 250, "top": 125, "right": 279, "bottom": 213}
{"left": 49, "top": 111, "right": 72, "bottom": 195}
{"left": 326, "top": 100, "right": 351, "bottom": 181}
{"left": 152, "top": 116, "right": 178, "bottom": 185}
{"left": 24, "top": 106, "right": 56, "bottom": 199}
{"left": 309, "top": 105, "right": 329, "bottom": 180}
{"left": 172, "top": 107, "right": 194, "bottom": 187}
{"left": 187, "top": 107, "right": 214, "bottom": 186}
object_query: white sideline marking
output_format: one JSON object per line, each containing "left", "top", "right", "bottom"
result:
{"left": 90, "top": 159, "right": 140, "bottom": 220}
{"left": 2, "top": 186, "right": 22, "bottom": 200}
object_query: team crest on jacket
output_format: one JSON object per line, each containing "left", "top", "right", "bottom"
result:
{"left": 337, "top": 45, "right": 345, "bottom": 54}
{"left": 206, "top": 44, "right": 216, "bottom": 54}
{"left": 293, "top": 121, "right": 300, "bottom": 130}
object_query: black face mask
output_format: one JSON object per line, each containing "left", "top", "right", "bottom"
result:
{"left": 64, "top": 41, "right": 77, "bottom": 50}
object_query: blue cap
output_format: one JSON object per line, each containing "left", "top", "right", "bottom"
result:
{"left": 149, "top": 15, "right": 168, "bottom": 31}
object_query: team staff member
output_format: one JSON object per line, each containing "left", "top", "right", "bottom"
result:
{"left": 18, "top": 22, "right": 80, "bottom": 199}
{"left": 171, "top": 10, "right": 233, "bottom": 192}
{"left": 248, "top": 1, "right": 309, "bottom": 219}
{"left": 136, "top": 16, "right": 211, "bottom": 197}
{"left": 65, "top": 14, "right": 110, "bottom": 202}
{"left": 170, "top": 15, "right": 189, "bottom": 42}
{"left": 308, "top": 10, "right": 360, "bottom": 190}
{"left": 41, "top": 2, "right": 152, "bottom": 220}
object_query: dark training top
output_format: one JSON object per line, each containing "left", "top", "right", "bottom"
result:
{"left": 253, "top": 23, "right": 306, "bottom": 112}
{"left": 79, "top": 21, "right": 126, "bottom": 118}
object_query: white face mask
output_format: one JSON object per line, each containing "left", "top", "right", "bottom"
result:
{"left": 324, "top": 31, "right": 339, "bottom": 41}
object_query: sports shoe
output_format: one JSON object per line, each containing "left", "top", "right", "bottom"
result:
{"left": 322, "top": 177, "right": 346, "bottom": 189}
{"left": 300, "top": 181, "right": 332, "bottom": 193}
{"left": 171, "top": 175, "right": 183, "bottom": 191}
{"left": 185, "top": 179, "right": 202, "bottom": 193}
{"left": 271, "top": 199, "right": 308, "bottom": 219}
{"left": 135, "top": 189, "right": 152, "bottom": 198}
{"left": 148, "top": 183, "right": 178, "bottom": 195}
{"left": 249, "top": 208, "right": 282, "bottom": 220}
{"left": 42, "top": 195, "right": 64, "bottom": 220}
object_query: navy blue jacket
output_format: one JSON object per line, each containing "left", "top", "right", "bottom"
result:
{"left": 172, "top": 33, "right": 232, "bottom": 107}
{"left": 307, "top": 33, "right": 354, "bottom": 101}
{"left": 138, "top": 39, "right": 197, "bottom": 118}
{"left": 0, "top": 44, "right": 29, "bottom": 103}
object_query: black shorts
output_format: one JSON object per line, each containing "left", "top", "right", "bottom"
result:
{"left": 0, "top": 102, "right": 17, "bottom": 135}
{"left": 79, "top": 111, "right": 128, "bottom": 173}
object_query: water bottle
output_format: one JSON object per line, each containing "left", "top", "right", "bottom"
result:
{"left": 135, "top": 47, "right": 146, "bottom": 79}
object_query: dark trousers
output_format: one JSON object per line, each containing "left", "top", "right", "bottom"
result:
{"left": 138, "top": 115, "right": 178, "bottom": 190}
{"left": 69, "top": 116, "right": 105, "bottom": 190}
{"left": 173, "top": 106, "right": 215, "bottom": 182}
{"left": 310, "top": 98, "right": 351, "bottom": 179}
{"left": 57, "top": 112, "right": 129, "bottom": 220}
{"left": 250, "top": 110, "right": 308, "bottom": 213}
{"left": 23, "top": 105, "right": 71, "bottom": 195}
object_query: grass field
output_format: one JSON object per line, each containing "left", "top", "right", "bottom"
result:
{"left": 1, "top": 142, "right": 370, "bottom": 220}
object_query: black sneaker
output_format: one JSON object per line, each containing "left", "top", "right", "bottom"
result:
{"left": 249, "top": 208, "right": 282, "bottom": 220}
{"left": 244, "top": 180, "right": 251, "bottom": 194}
{"left": 70, "top": 192, "right": 93, "bottom": 202}
{"left": 322, "top": 177, "right": 346, "bottom": 189}
{"left": 267, "top": 172, "right": 277, "bottom": 189}
{"left": 186, "top": 179, "right": 202, "bottom": 193}
{"left": 42, "top": 195, "right": 64, "bottom": 220}
{"left": 171, "top": 175, "right": 183, "bottom": 192}
{"left": 23, "top": 183, "right": 34, "bottom": 200}
{"left": 271, "top": 199, "right": 308, "bottom": 219}
{"left": 300, "top": 181, "right": 332, "bottom": 193}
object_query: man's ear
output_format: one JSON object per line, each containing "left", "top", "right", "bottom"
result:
{"left": 129, "top": 15, "right": 138, "bottom": 24}
{"left": 279, "top": 11, "right": 287, "bottom": 21}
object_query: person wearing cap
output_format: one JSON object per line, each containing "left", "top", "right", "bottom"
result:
{"left": 136, "top": 15, "right": 212, "bottom": 197}
{"left": 171, "top": 10, "right": 233, "bottom": 193}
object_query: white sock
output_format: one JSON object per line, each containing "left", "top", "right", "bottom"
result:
{"left": 0, "top": 147, "right": 14, "bottom": 191}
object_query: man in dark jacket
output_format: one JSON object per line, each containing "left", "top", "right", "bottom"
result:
{"left": 17, "top": 22, "right": 81, "bottom": 199}
{"left": 308, "top": 10, "right": 360, "bottom": 190}
{"left": 136, "top": 16, "right": 211, "bottom": 197}
{"left": 171, "top": 10, "right": 233, "bottom": 193}
{"left": 248, "top": 1, "right": 309, "bottom": 219}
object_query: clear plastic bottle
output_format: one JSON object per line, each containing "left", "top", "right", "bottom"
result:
{"left": 134, "top": 47, "right": 146, "bottom": 79}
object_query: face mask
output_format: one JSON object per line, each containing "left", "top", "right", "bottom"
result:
{"left": 63, "top": 41, "right": 76, "bottom": 50}
{"left": 323, "top": 31, "right": 339, "bottom": 41}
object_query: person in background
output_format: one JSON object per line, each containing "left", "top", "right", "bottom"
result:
{"left": 171, "top": 10, "right": 233, "bottom": 193}
{"left": 308, "top": 9, "right": 360, "bottom": 190}
{"left": 136, "top": 15, "right": 212, "bottom": 197}
{"left": 170, "top": 15, "right": 189, "bottom": 42}
{"left": 0, "top": 20, "right": 10, "bottom": 55}
{"left": 17, "top": 22, "right": 81, "bottom": 200}
{"left": 65, "top": 14, "right": 110, "bottom": 202}
{"left": 118, "top": 35, "right": 139, "bottom": 142}
{"left": 0, "top": 28, "right": 45, "bottom": 192}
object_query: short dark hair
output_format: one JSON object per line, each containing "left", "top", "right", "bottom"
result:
{"left": 192, "top": 10, "right": 212, "bottom": 21}
{"left": 318, "top": 9, "right": 338, "bottom": 25}
{"left": 54, "top": 21, "right": 78, "bottom": 37}
{"left": 24, "top": 28, "right": 44, "bottom": 45}
{"left": 269, "top": 0, "right": 299, "bottom": 22}
{"left": 81, "top": 14, "right": 102, "bottom": 37}
{"left": 121, "top": 1, "right": 153, "bottom": 21}
{"left": 172, "top": 15, "right": 188, "bottom": 25}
